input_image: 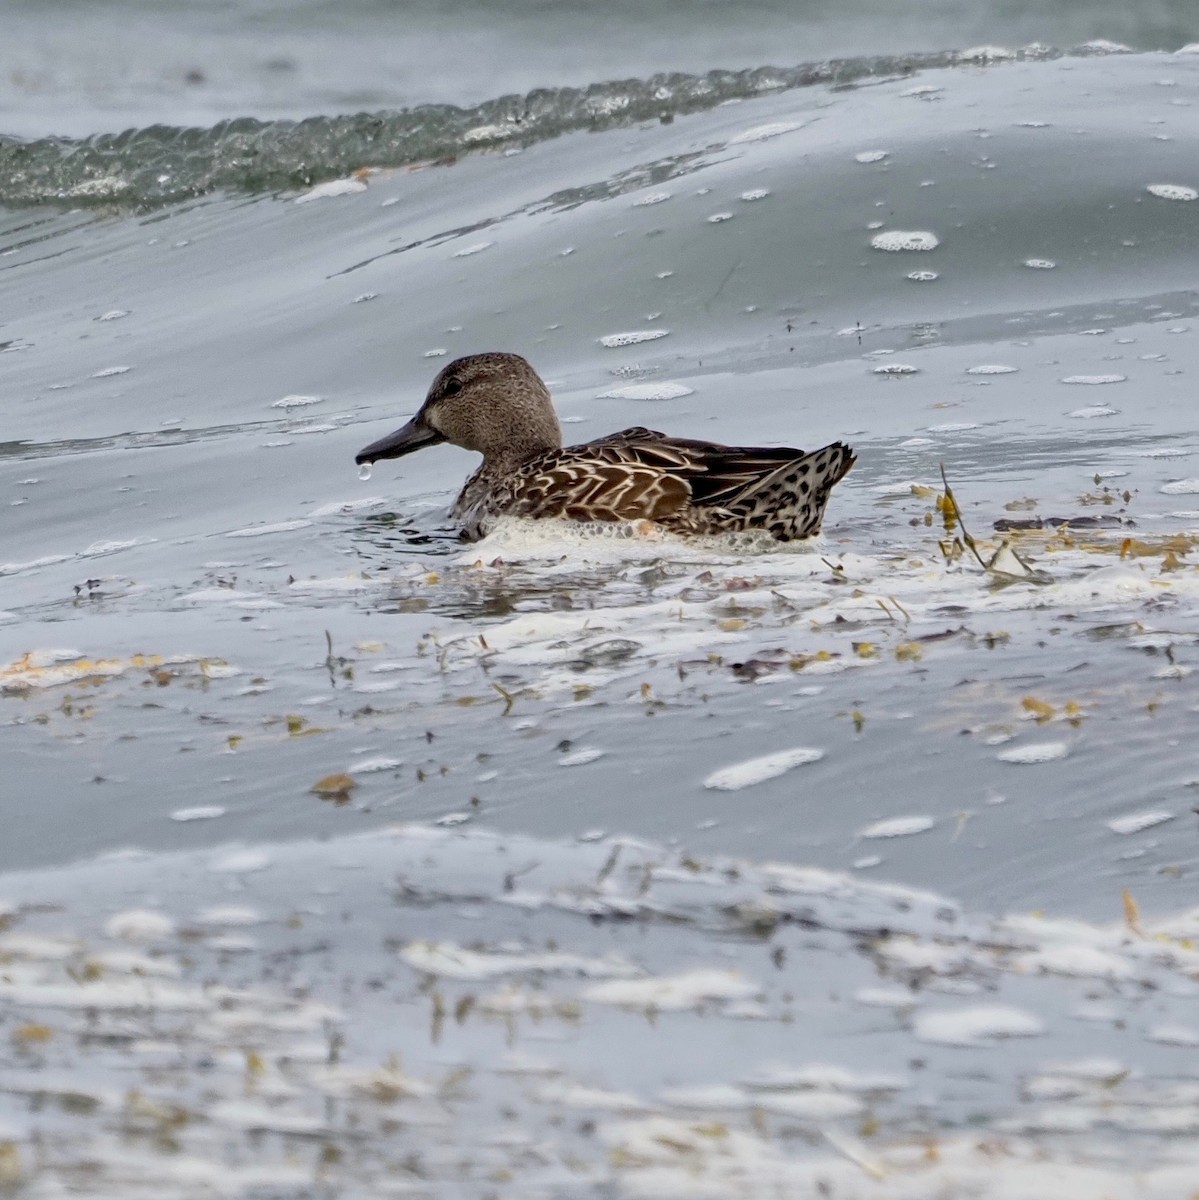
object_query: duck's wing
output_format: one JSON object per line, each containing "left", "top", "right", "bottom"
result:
{"left": 506, "top": 429, "right": 693, "bottom": 523}
{"left": 504, "top": 428, "right": 813, "bottom": 522}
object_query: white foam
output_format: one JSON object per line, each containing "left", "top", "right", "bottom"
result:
{"left": 997, "top": 741, "right": 1069, "bottom": 764}
{"left": 1061, "top": 374, "right": 1125, "bottom": 385}
{"left": 1107, "top": 809, "right": 1174, "bottom": 835}
{"left": 308, "top": 496, "right": 388, "bottom": 516}
{"left": 225, "top": 520, "right": 312, "bottom": 537}
{"left": 1023, "top": 258, "right": 1056, "bottom": 269}
{"left": 871, "top": 230, "right": 939, "bottom": 252}
{"left": 294, "top": 177, "right": 367, "bottom": 203}
{"left": 271, "top": 394, "right": 322, "bottom": 409}
{"left": 170, "top": 806, "right": 225, "bottom": 822}
{"left": 597, "top": 382, "right": 694, "bottom": 400}
{"left": 873, "top": 363, "right": 920, "bottom": 375}
{"left": 854, "top": 150, "right": 889, "bottom": 163}
{"left": 703, "top": 748, "right": 824, "bottom": 790}
{"left": 1067, "top": 405, "right": 1119, "bottom": 418}
{"left": 558, "top": 748, "right": 606, "bottom": 767}
{"left": 451, "top": 241, "right": 493, "bottom": 257}
{"left": 914, "top": 1005, "right": 1044, "bottom": 1046}
{"left": 907, "top": 270, "right": 939, "bottom": 281}
{"left": 1147, "top": 183, "right": 1198, "bottom": 201}
{"left": 103, "top": 910, "right": 175, "bottom": 943}
{"left": 728, "top": 121, "right": 804, "bottom": 143}
{"left": 400, "top": 940, "right": 636, "bottom": 981}
{"left": 347, "top": 755, "right": 403, "bottom": 774}
{"left": 585, "top": 969, "right": 760, "bottom": 1010}
{"left": 858, "top": 816, "right": 935, "bottom": 839}
{"left": 633, "top": 191, "right": 671, "bottom": 206}
{"left": 1147, "top": 1024, "right": 1199, "bottom": 1046}
{"left": 1161, "top": 479, "right": 1199, "bottom": 494}
{"left": 599, "top": 330, "right": 670, "bottom": 347}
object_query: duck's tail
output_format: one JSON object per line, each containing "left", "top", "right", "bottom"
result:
{"left": 731, "top": 441, "right": 856, "bottom": 541}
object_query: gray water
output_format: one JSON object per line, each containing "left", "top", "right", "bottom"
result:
{"left": 3, "top": 8, "right": 1199, "bottom": 1196}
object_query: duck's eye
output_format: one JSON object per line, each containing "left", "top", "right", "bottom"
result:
{"left": 442, "top": 376, "right": 464, "bottom": 397}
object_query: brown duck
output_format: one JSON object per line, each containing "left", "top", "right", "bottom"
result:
{"left": 355, "top": 352, "right": 855, "bottom": 542}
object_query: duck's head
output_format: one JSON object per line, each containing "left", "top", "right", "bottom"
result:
{"left": 355, "top": 352, "right": 563, "bottom": 467}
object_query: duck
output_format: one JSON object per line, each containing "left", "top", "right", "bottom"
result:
{"left": 355, "top": 352, "right": 855, "bottom": 542}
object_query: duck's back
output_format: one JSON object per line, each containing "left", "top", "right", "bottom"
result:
{"left": 454, "top": 427, "right": 855, "bottom": 541}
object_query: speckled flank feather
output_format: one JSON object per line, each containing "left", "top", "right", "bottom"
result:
{"left": 355, "top": 352, "right": 855, "bottom": 542}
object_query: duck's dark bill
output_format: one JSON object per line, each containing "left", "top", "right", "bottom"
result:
{"left": 355, "top": 417, "right": 445, "bottom": 465}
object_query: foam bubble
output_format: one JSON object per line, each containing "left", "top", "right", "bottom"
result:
{"left": 914, "top": 1004, "right": 1044, "bottom": 1047}
{"left": 873, "top": 363, "right": 920, "bottom": 375}
{"left": 1067, "top": 405, "right": 1119, "bottom": 418}
{"left": 997, "top": 742, "right": 1069, "bottom": 764}
{"left": 703, "top": 747, "right": 824, "bottom": 791}
{"left": 170, "top": 806, "right": 225, "bottom": 822}
{"left": 1147, "top": 183, "right": 1198, "bottom": 201}
{"left": 907, "top": 270, "right": 939, "bottom": 281}
{"left": 1162, "top": 479, "right": 1199, "bottom": 494}
{"left": 854, "top": 150, "right": 888, "bottom": 163}
{"left": 966, "top": 364, "right": 1018, "bottom": 375}
{"left": 739, "top": 189, "right": 770, "bottom": 201}
{"left": 871, "top": 230, "right": 939, "bottom": 252}
{"left": 452, "top": 241, "right": 493, "bottom": 257}
{"left": 348, "top": 756, "right": 403, "bottom": 774}
{"left": 226, "top": 520, "right": 313, "bottom": 538}
{"left": 559, "top": 748, "right": 605, "bottom": 767}
{"left": 294, "top": 177, "right": 367, "bottom": 203}
{"left": 597, "top": 382, "right": 694, "bottom": 400}
{"left": 271, "top": 394, "right": 322, "bottom": 409}
{"left": 707, "top": 212, "right": 734, "bottom": 223}
{"left": 1107, "top": 809, "right": 1174, "bottom": 835}
{"left": 1062, "top": 374, "right": 1125, "bottom": 385}
{"left": 1023, "top": 258, "right": 1056, "bottom": 269}
{"left": 858, "top": 816, "right": 935, "bottom": 839}
{"left": 728, "top": 121, "right": 804, "bottom": 144}
{"left": 633, "top": 191, "right": 671, "bottom": 206}
{"left": 599, "top": 330, "right": 670, "bottom": 347}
